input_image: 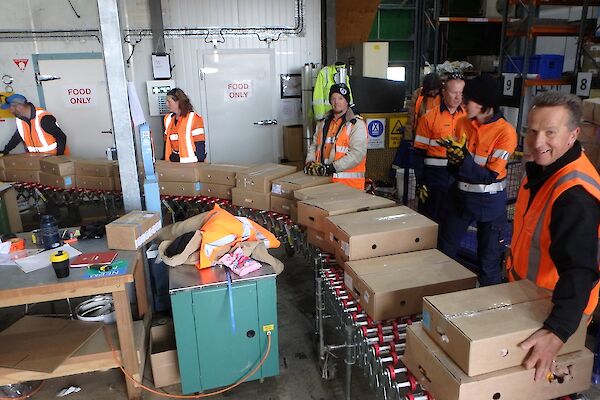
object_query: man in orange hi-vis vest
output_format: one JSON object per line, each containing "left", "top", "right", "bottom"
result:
{"left": 305, "top": 83, "right": 367, "bottom": 190}
{"left": 507, "top": 92, "right": 600, "bottom": 381}
{"left": 1, "top": 93, "right": 69, "bottom": 155}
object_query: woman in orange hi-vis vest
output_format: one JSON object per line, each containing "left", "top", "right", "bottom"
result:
{"left": 163, "top": 88, "right": 205, "bottom": 163}
{"left": 507, "top": 92, "right": 600, "bottom": 382}
{"left": 410, "top": 73, "right": 442, "bottom": 132}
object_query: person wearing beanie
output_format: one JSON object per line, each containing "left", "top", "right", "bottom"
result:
{"left": 437, "top": 74, "right": 517, "bottom": 286}
{"left": 0, "top": 93, "right": 69, "bottom": 156}
{"left": 305, "top": 83, "right": 367, "bottom": 190}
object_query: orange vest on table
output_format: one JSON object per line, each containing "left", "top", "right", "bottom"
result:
{"left": 15, "top": 108, "right": 70, "bottom": 155}
{"left": 507, "top": 153, "right": 600, "bottom": 315}
{"left": 197, "top": 204, "right": 280, "bottom": 270}
{"left": 163, "top": 111, "right": 205, "bottom": 163}
{"left": 413, "top": 105, "right": 465, "bottom": 166}
{"left": 314, "top": 117, "right": 366, "bottom": 190}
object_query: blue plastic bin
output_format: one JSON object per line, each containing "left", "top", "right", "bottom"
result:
{"left": 503, "top": 54, "right": 564, "bottom": 79}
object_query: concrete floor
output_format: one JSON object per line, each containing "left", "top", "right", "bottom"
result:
{"left": 2, "top": 247, "right": 600, "bottom": 399}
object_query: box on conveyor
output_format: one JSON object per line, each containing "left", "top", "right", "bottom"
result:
{"left": 270, "top": 195, "right": 297, "bottom": 220}
{"left": 271, "top": 171, "right": 331, "bottom": 200}
{"left": 3, "top": 153, "right": 48, "bottom": 170}
{"left": 74, "top": 159, "right": 117, "bottom": 177}
{"left": 294, "top": 182, "right": 360, "bottom": 201}
{"left": 231, "top": 187, "right": 270, "bottom": 211}
{"left": 200, "top": 183, "right": 233, "bottom": 200}
{"left": 306, "top": 228, "right": 335, "bottom": 254}
{"left": 5, "top": 170, "right": 40, "bottom": 183}
{"left": 75, "top": 175, "right": 115, "bottom": 191}
{"left": 199, "top": 164, "right": 250, "bottom": 186}
{"left": 158, "top": 181, "right": 202, "bottom": 197}
{"left": 155, "top": 160, "right": 204, "bottom": 182}
{"left": 39, "top": 172, "right": 75, "bottom": 189}
{"left": 39, "top": 155, "right": 75, "bottom": 176}
{"left": 235, "top": 163, "right": 297, "bottom": 193}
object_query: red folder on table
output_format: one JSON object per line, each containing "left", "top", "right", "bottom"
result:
{"left": 70, "top": 251, "right": 118, "bottom": 268}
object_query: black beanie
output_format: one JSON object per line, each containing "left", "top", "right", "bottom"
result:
{"left": 463, "top": 74, "right": 501, "bottom": 109}
{"left": 329, "top": 83, "right": 351, "bottom": 105}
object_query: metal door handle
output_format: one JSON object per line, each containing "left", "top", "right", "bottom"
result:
{"left": 101, "top": 130, "right": 113, "bottom": 135}
{"left": 254, "top": 119, "right": 278, "bottom": 126}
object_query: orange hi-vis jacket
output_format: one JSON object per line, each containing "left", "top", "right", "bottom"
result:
{"left": 164, "top": 111, "right": 205, "bottom": 163}
{"left": 507, "top": 153, "right": 600, "bottom": 315}
{"left": 413, "top": 94, "right": 441, "bottom": 130}
{"left": 16, "top": 108, "right": 69, "bottom": 155}
{"left": 313, "top": 114, "right": 367, "bottom": 190}
{"left": 197, "top": 204, "right": 280, "bottom": 269}
{"left": 456, "top": 115, "right": 517, "bottom": 184}
{"left": 414, "top": 104, "right": 465, "bottom": 166}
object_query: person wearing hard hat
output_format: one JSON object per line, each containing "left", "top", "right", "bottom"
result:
{"left": 163, "top": 88, "right": 205, "bottom": 163}
{"left": 305, "top": 83, "right": 367, "bottom": 190}
{"left": 437, "top": 74, "right": 517, "bottom": 286}
{"left": 1, "top": 93, "right": 69, "bottom": 155}
{"left": 413, "top": 73, "right": 465, "bottom": 223}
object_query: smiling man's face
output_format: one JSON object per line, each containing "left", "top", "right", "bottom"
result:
{"left": 526, "top": 105, "right": 578, "bottom": 167}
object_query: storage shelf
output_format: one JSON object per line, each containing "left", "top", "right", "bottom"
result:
{"left": 508, "top": 24, "right": 589, "bottom": 37}
{"left": 509, "top": 0, "right": 600, "bottom": 5}
{"left": 524, "top": 77, "right": 572, "bottom": 86}
{"left": 438, "top": 17, "right": 519, "bottom": 23}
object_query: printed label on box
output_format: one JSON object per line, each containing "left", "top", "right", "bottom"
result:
{"left": 422, "top": 309, "right": 431, "bottom": 330}
{"left": 65, "top": 176, "right": 72, "bottom": 185}
{"left": 344, "top": 273, "right": 353, "bottom": 291}
{"left": 364, "top": 291, "right": 370, "bottom": 304}
{"left": 272, "top": 183, "right": 282, "bottom": 195}
{"left": 341, "top": 240, "right": 349, "bottom": 255}
{"left": 195, "top": 182, "right": 201, "bottom": 191}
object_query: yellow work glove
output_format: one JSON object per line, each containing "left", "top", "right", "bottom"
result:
{"left": 416, "top": 184, "right": 429, "bottom": 204}
{"left": 304, "top": 162, "right": 322, "bottom": 176}
{"left": 437, "top": 133, "right": 467, "bottom": 166}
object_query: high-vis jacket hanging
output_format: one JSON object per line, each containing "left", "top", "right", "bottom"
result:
{"left": 508, "top": 153, "right": 600, "bottom": 315}
{"left": 197, "top": 204, "right": 280, "bottom": 269}
{"left": 15, "top": 108, "right": 68, "bottom": 155}
{"left": 164, "top": 111, "right": 205, "bottom": 163}
{"left": 414, "top": 104, "right": 464, "bottom": 167}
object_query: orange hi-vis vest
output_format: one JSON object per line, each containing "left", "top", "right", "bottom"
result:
{"left": 315, "top": 117, "right": 366, "bottom": 190}
{"left": 164, "top": 111, "right": 205, "bottom": 163}
{"left": 507, "top": 153, "right": 600, "bottom": 315}
{"left": 15, "top": 108, "right": 69, "bottom": 155}
{"left": 414, "top": 105, "right": 465, "bottom": 166}
{"left": 197, "top": 204, "right": 280, "bottom": 270}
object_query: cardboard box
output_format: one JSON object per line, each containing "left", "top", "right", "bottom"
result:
{"left": 76, "top": 175, "right": 115, "bottom": 191}
{"left": 281, "top": 160, "right": 305, "bottom": 170}
{"left": 200, "top": 183, "right": 233, "bottom": 200}
{"left": 0, "top": 183, "right": 23, "bottom": 232}
{"left": 5, "top": 170, "right": 40, "bottom": 183}
{"left": 3, "top": 153, "right": 48, "bottom": 170}
{"left": 150, "top": 323, "right": 180, "bottom": 388}
{"left": 0, "top": 169, "right": 5, "bottom": 181}
{"left": 422, "top": 280, "right": 588, "bottom": 376}
{"left": 155, "top": 160, "right": 204, "bottom": 182}
{"left": 114, "top": 178, "right": 122, "bottom": 192}
{"left": 294, "top": 182, "right": 362, "bottom": 201}
{"left": 106, "top": 210, "right": 162, "bottom": 250}
{"left": 75, "top": 159, "right": 117, "bottom": 177}
{"left": 297, "top": 192, "right": 396, "bottom": 232}
{"left": 158, "top": 181, "right": 202, "bottom": 196}
{"left": 39, "top": 172, "right": 75, "bottom": 189}
{"left": 270, "top": 195, "right": 297, "bottom": 219}
{"left": 403, "top": 323, "right": 593, "bottom": 400}
{"left": 198, "top": 164, "right": 249, "bottom": 186}
{"left": 583, "top": 97, "right": 600, "bottom": 125}
{"left": 307, "top": 228, "right": 336, "bottom": 254}
{"left": 271, "top": 171, "right": 331, "bottom": 200}
{"left": 326, "top": 206, "right": 438, "bottom": 261}
{"left": 231, "top": 187, "right": 271, "bottom": 210}
{"left": 283, "top": 125, "right": 304, "bottom": 161}
{"left": 579, "top": 122, "right": 600, "bottom": 167}
{"left": 39, "top": 155, "right": 75, "bottom": 176}
{"left": 343, "top": 249, "right": 477, "bottom": 321}
{"left": 236, "top": 163, "right": 297, "bottom": 193}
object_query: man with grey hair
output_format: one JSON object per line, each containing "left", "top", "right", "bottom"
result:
{"left": 507, "top": 91, "right": 600, "bottom": 381}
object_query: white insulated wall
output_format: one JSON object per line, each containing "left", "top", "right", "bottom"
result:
{"left": 0, "top": 0, "right": 321, "bottom": 160}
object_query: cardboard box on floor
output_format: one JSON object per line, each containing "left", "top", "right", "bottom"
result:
{"left": 343, "top": 249, "right": 477, "bottom": 321}
{"left": 294, "top": 182, "right": 360, "bottom": 201}
{"left": 422, "top": 280, "right": 588, "bottom": 376}
{"left": 270, "top": 195, "right": 297, "bottom": 220}
{"left": 199, "top": 164, "right": 249, "bottom": 186}
{"left": 74, "top": 159, "right": 117, "bottom": 177}
{"left": 155, "top": 160, "right": 204, "bottom": 182}
{"left": 583, "top": 97, "right": 600, "bottom": 125}
{"left": 231, "top": 187, "right": 271, "bottom": 210}
{"left": 200, "top": 183, "right": 233, "bottom": 200}
{"left": 76, "top": 175, "right": 114, "bottom": 191}
{"left": 326, "top": 206, "right": 438, "bottom": 261}
{"left": 283, "top": 125, "right": 305, "bottom": 161}
{"left": 0, "top": 183, "right": 23, "bottom": 232}
{"left": 403, "top": 323, "right": 593, "bottom": 400}
{"left": 307, "top": 228, "right": 336, "bottom": 254}
{"left": 150, "top": 322, "right": 180, "bottom": 388}
{"left": 106, "top": 210, "right": 162, "bottom": 250}
{"left": 39, "top": 155, "right": 75, "bottom": 176}
{"left": 39, "top": 172, "right": 75, "bottom": 189}
{"left": 5, "top": 170, "right": 40, "bottom": 183}
{"left": 236, "top": 163, "right": 297, "bottom": 193}
{"left": 271, "top": 171, "right": 331, "bottom": 200}
{"left": 159, "top": 181, "right": 202, "bottom": 196}
{"left": 297, "top": 192, "right": 396, "bottom": 232}
{"left": 3, "top": 153, "right": 48, "bottom": 170}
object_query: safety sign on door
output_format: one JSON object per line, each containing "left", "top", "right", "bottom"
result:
{"left": 367, "top": 118, "right": 386, "bottom": 149}
{"left": 225, "top": 80, "right": 252, "bottom": 101}
{"left": 63, "top": 85, "right": 98, "bottom": 108}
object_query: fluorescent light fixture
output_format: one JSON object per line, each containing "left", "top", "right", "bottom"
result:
{"left": 387, "top": 67, "right": 406, "bottom": 81}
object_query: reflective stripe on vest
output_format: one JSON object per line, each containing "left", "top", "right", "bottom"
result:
{"left": 333, "top": 171, "right": 365, "bottom": 179}
{"left": 165, "top": 112, "right": 198, "bottom": 163}
{"left": 424, "top": 158, "right": 448, "bottom": 166}
{"left": 15, "top": 109, "right": 58, "bottom": 153}
{"left": 458, "top": 180, "right": 506, "bottom": 193}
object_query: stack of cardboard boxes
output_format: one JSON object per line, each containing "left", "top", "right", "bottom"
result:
{"left": 403, "top": 280, "right": 593, "bottom": 399}
{"left": 281, "top": 125, "right": 305, "bottom": 171}
{"left": 580, "top": 98, "right": 600, "bottom": 172}
{"left": 155, "top": 160, "right": 204, "bottom": 196}
{"left": 231, "top": 163, "right": 296, "bottom": 211}
{"left": 75, "top": 160, "right": 118, "bottom": 191}
{"left": 198, "top": 164, "right": 249, "bottom": 200}
{"left": 269, "top": 171, "right": 331, "bottom": 220}
{"left": 3, "top": 154, "right": 48, "bottom": 183}
{"left": 39, "top": 156, "right": 76, "bottom": 189}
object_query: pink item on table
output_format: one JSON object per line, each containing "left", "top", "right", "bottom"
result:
{"left": 218, "top": 248, "right": 262, "bottom": 276}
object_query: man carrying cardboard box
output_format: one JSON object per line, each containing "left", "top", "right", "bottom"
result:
{"left": 508, "top": 91, "right": 600, "bottom": 381}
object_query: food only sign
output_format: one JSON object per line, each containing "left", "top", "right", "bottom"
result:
{"left": 224, "top": 80, "right": 252, "bottom": 101}
{"left": 63, "top": 85, "right": 97, "bottom": 108}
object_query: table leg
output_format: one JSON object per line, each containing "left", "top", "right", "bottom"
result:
{"left": 133, "top": 256, "right": 149, "bottom": 318}
{"left": 113, "top": 289, "right": 142, "bottom": 400}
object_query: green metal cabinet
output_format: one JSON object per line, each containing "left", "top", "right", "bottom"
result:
{"left": 169, "top": 265, "right": 279, "bottom": 394}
